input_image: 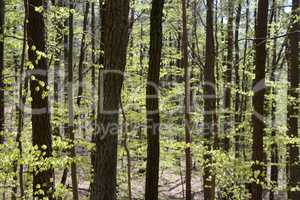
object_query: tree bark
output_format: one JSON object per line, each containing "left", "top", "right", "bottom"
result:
{"left": 251, "top": 0, "right": 268, "bottom": 199}
{"left": 181, "top": 0, "right": 192, "bottom": 199}
{"left": 91, "top": 0, "right": 130, "bottom": 199}
{"left": 145, "top": 0, "right": 164, "bottom": 200}
{"left": 269, "top": 2, "right": 279, "bottom": 200}
{"left": 27, "top": 0, "right": 54, "bottom": 198}
{"left": 203, "top": 0, "right": 218, "bottom": 199}
{"left": 223, "top": 0, "right": 234, "bottom": 151}
{"left": 68, "top": 0, "right": 79, "bottom": 199}
{"left": 53, "top": 0, "right": 63, "bottom": 137}
{"left": 77, "top": 2, "right": 90, "bottom": 107}
{"left": 12, "top": 0, "right": 28, "bottom": 198}
{"left": 91, "top": 2, "right": 96, "bottom": 133}
{"left": 287, "top": 0, "right": 300, "bottom": 199}
{"left": 0, "top": 0, "right": 5, "bottom": 144}
{"left": 234, "top": 3, "right": 241, "bottom": 157}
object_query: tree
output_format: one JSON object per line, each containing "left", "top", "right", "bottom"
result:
{"left": 203, "top": 0, "right": 218, "bottom": 199}
{"left": 53, "top": 0, "right": 63, "bottom": 136}
{"left": 13, "top": 0, "right": 28, "bottom": 198}
{"left": 234, "top": 3, "right": 242, "bottom": 157}
{"left": 287, "top": 0, "right": 300, "bottom": 199}
{"left": 224, "top": 0, "right": 234, "bottom": 151}
{"left": 77, "top": 2, "right": 90, "bottom": 107}
{"left": 251, "top": 0, "right": 268, "bottom": 199}
{"left": 91, "top": 2, "right": 96, "bottom": 133}
{"left": 0, "top": 0, "right": 5, "bottom": 144}
{"left": 91, "top": 0, "right": 130, "bottom": 199}
{"left": 181, "top": 0, "right": 191, "bottom": 199}
{"left": 27, "top": 0, "right": 54, "bottom": 198}
{"left": 145, "top": 0, "right": 164, "bottom": 199}
{"left": 269, "top": 2, "right": 279, "bottom": 199}
{"left": 67, "top": 0, "right": 79, "bottom": 199}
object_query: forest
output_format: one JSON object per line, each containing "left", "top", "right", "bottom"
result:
{"left": 0, "top": 0, "right": 299, "bottom": 199}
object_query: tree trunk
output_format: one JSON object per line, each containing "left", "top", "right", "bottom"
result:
{"left": 287, "top": 0, "right": 300, "bottom": 199}
{"left": 203, "top": 0, "right": 218, "bottom": 199}
{"left": 120, "top": 101, "right": 132, "bottom": 200}
{"left": 60, "top": 0, "right": 70, "bottom": 186}
{"left": 181, "top": 0, "right": 191, "bottom": 199}
{"left": 77, "top": 2, "right": 90, "bottom": 107}
{"left": 0, "top": 0, "right": 5, "bottom": 144}
{"left": 68, "top": 0, "right": 79, "bottom": 199}
{"left": 53, "top": 0, "right": 63, "bottom": 137}
{"left": 27, "top": 0, "right": 54, "bottom": 198}
{"left": 12, "top": 0, "right": 28, "bottom": 198}
{"left": 251, "top": 0, "right": 268, "bottom": 199}
{"left": 91, "top": 2, "right": 96, "bottom": 133}
{"left": 90, "top": 0, "right": 130, "bottom": 199}
{"left": 145, "top": 0, "right": 164, "bottom": 200}
{"left": 234, "top": 3, "right": 241, "bottom": 157}
{"left": 223, "top": 0, "right": 234, "bottom": 151}
{"left": 269, "top": 2, "right": 279, "bottom": 200}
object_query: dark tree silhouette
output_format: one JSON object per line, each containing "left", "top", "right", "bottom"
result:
{"left": 91, "top": 0, "right": 130, "bottom": 199}
{"left": 145, "top": 0, "right": 164, "bottom": 199}
{"left": 27, "top": 0, "right": 54, "bottom": 198}
{"left": 251, "top": 0, "right": 269, "bottom": 199}
{"left": 203, "top": 0, "right": 218, "bottom": 199}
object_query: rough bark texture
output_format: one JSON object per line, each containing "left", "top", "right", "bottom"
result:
{"left": 145, "top": 0, "right": 164, "bottom": 199}
{"left": 203, "top": 0, "right": 217, "bottom": 199}
{"left": 287, "top": 0, "right": 300, "bottom": 199}
{"left": 251, "top": 0, "right": 268, "bottom": 199}
{"left": 91, "top": 0, "right": 129, "bottom": 199}
{"left": 0, "top": 0, "right": 5, "bottom": 143}
{"left": 27, "top": 0, "right": 54, "bottom": 198}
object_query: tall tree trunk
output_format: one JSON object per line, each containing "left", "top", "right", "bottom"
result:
{"left": 60, "top": 0, "right": 70, "bottom": 186}
{"left": 27, "top": 0, "right": 54, "bottom": 198}
{"left": 240, "top": 0, "right": 250, "bottom": 159}
{"left": 77, "top": 1, "right": 90, "bottom": 139}
{"left": 120, "top": 101, "right": 132, "bottom": 200}
{"left": 12, "top": 0, "right": 28, "bottom": 198}
{"left": 53, "top": 0, "right": 63, "bottom": 137}
{"left": 287, "top": 0, "right": 300, "bottom": 199}
{"left": 203, "top": 0, "right": 218, "bottom": 199}
{"left": 145, "top": 0, "right": 164, "bottom": 200}
{"left": 251, "top": 0, "right": 268, "bottom": 199}
{"left": 223, "top": 0, "right": 234, "bottom": 151}
{"left": 181, "top": 0, "right": 191, "bottom": 199}
{"left": 68, "top": 0, "right": 79, "bottom": 199}
{"left": 91, "top": 2, "right": 96, "bottom": 133}
{"left": 269, "top": 2, "right": 279, "bottom": 200}
{"left": 77, "top": 2, "right": 90, "bottom": 107}
{"left": 91, "top": 0, "right": 105, "bottom": 175}
{"left": 90, "top": 0, "right": 130, "bottom": 199}
{"left": 234, "top": 3, "right": 241, "bottom": 157}
{"left": 0, "top": 0, "right": 5, "bottom": 144}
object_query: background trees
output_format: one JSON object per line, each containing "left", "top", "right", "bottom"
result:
{"left": 0, "top": 0, "right": 299, "bottom": 200}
